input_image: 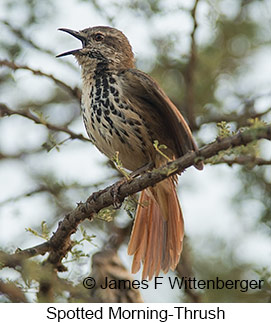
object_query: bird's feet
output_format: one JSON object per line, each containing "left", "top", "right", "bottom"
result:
{"left": 110, "top": 178, "right": 127, "bottom": 209}
{"left": 110, "top": 161, "right": 154, "bottom": 208}
{"left": 129, "top": 161, "right": 154, "bottom": 178}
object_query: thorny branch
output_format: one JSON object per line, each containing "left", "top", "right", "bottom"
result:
{"left": 0, "top": 103, "right": 90, "bottom": 142}
{"left": 0, "top": 59, "right": 81, "bottom": 100}
{"left": 1, "top": 125, "right": 270, "bottom": 271}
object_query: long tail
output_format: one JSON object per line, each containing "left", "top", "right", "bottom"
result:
{"left": 127, "top": 177, "right": 184, "bottom": 280}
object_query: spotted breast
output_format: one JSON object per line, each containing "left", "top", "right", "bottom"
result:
{"left": 81, "top": 68, "right": 152, "bottom": 171}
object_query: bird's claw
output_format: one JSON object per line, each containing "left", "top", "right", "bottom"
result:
{"left": 110, "top": 179, "right": 126, "bottom": 209}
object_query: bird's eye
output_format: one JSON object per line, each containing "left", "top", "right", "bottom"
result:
{"left": 94, "top": 33, "right": 104, "bottom": 42}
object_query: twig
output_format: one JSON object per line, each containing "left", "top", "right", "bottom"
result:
{"left": 0, "top": 246, "right": 49, "bottom": 269}
{"left": 0, "top": 279, "right": 27, "bottom": 303}
{"left": 210, "top": 156, "right": 271, "bottom": 166}
{"left": 1, "top": 20, "right": 55, "bottom": 57}
{"left": 183, "top": 0, "right": 200, "bottom": 130}
{"left": 198, "top": 107, "right": 271, "bottom": 129}
{"left": 0, "top": 103, "right": 90, "bottom": 142}
{"left": 0, "top": 147, "right": 44, "bottom": 160}
{"left": 1, "top": 20, "right": 78, "bottom": 71}
{"left": 89, "top": 224, "right": 143, "bottom": 303}
{"left": 0, "top": 187, "right": 49, "bottom": 207}
{"left": 0, "top": 59, "right": 81, "bottom": 100}
{"left": 176, "top": 240, "right": 201, "bottom": 303}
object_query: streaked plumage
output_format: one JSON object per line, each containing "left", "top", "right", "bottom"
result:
{"left": 57, "top": 26, "right": 203, "bottom": 280}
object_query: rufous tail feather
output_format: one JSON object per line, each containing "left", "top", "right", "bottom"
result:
{"left": 127, "top": 177, "right": 184, "bottom": 280}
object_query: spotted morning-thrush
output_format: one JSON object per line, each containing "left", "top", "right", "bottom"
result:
{"left": 57, "top": 26, "right": 203, "bottom": 280}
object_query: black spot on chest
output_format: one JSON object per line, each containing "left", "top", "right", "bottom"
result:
{"left": 86, "top": 72, "right": 132, "bottom": 145}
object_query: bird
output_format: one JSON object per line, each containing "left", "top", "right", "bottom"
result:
{"left": 57, "top": 26, "right": 203, "bottom": 280}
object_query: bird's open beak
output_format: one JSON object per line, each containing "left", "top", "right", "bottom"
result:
{"left": 56, "top": 28, "right": 86, "bottom": 58}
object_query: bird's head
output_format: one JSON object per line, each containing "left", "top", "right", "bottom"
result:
{"left": 57, "top": 26, "right": 135, "bottom": 71}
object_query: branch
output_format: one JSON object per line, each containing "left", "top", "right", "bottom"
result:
{"left": 0, "top": 187, "right": 49, "bottom": 207}
{"left": 0, "top": 59, "right": 81, "bottom": 100}
{"left": 210, "top": 156, "right": 271, "bottom": 167}
{"left": 0, "top": 103, "right": 91, "bottom": 142}
{"left": 0, "top": 245, "right": 50, "bottom": 269}
{"left": 90, "top": 233, "right": 143, "bottom": 302}
{"left": 176, "top": 240, "right": 201, "bottom": 303}
{"left": 198, "top": 107, "right": 271, "bottom": 129}
{"left": 1, "top": 125, "right": 270, "bottom": 271}
{"left": 0, "top": 279, "right": 27, "bottom": 303}
{"left": 0, "top": 147, "right": 43, "bottom": 160}
{"left": 1, "top": 20, "right": 55, "bottom": 57}
{"left": 1, "top": 20, "right": 78, "bottom": 72}
{"left": 183, "top": 0, "right": 200, "bottom": 130}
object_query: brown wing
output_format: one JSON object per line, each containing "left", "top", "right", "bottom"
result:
{"left": 120, "top": 68, "right": 203, "bottom": 169}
